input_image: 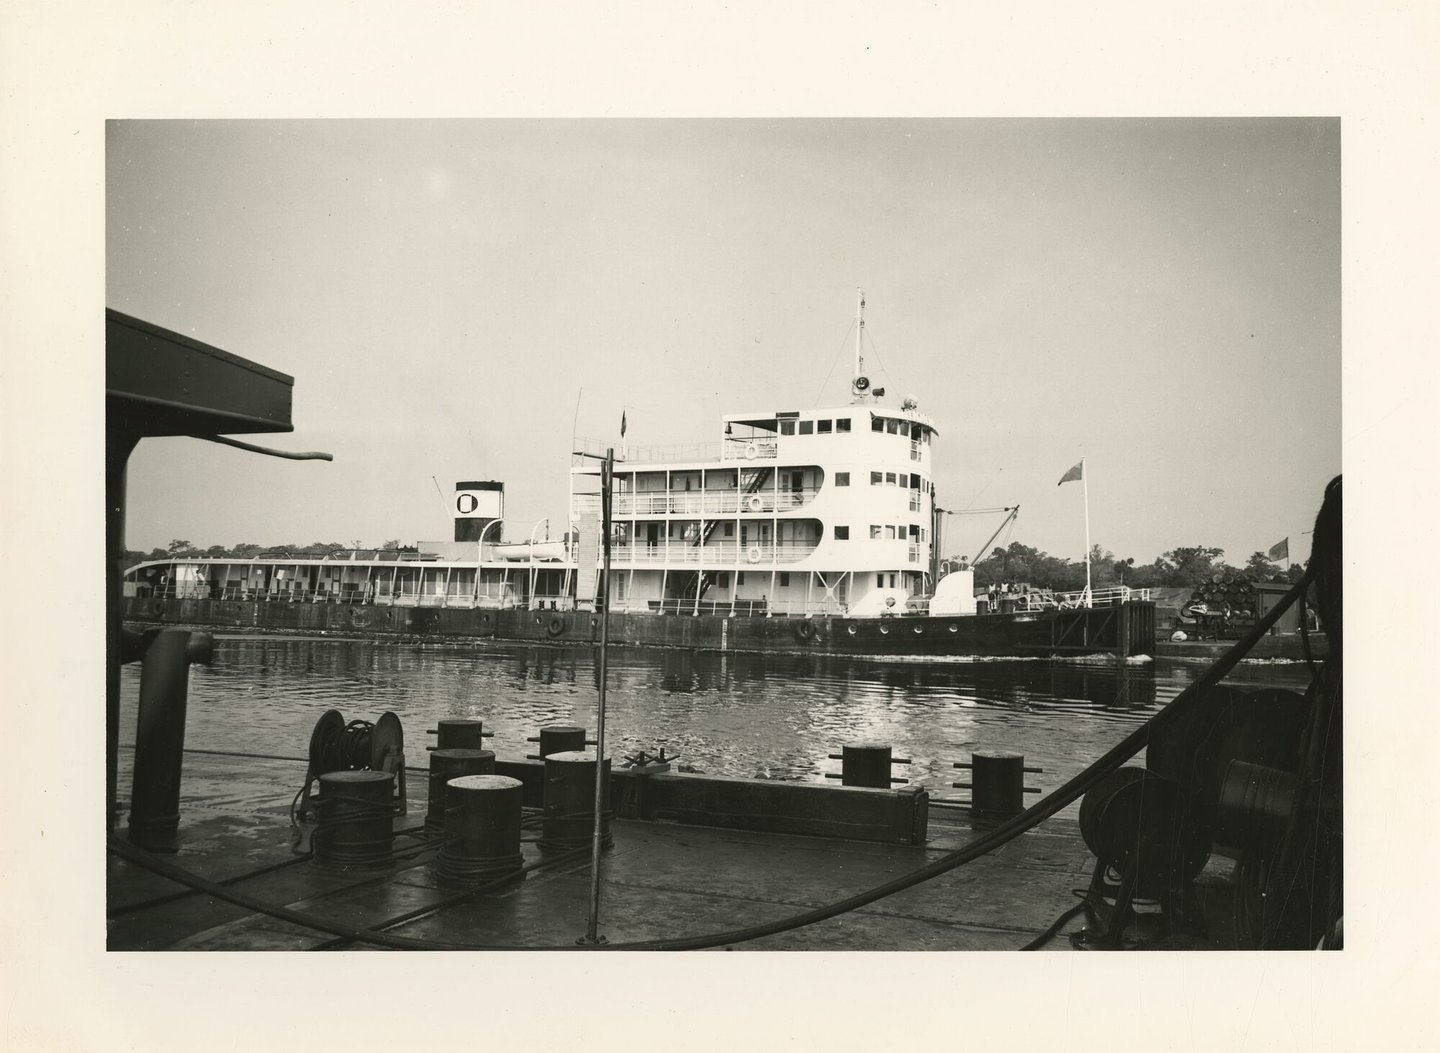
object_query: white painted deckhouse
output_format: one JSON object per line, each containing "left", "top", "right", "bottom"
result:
{"left": 568, "top": 292, "right": 942, "bottom": 618}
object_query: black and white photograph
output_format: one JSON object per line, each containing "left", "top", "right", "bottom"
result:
{"left": 3, "top": 3, "right": 1436, "bottom": 1050}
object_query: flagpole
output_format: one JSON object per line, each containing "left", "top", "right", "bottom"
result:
{"left": 1082, "top": 458, "right": 1092, "bottom": 607}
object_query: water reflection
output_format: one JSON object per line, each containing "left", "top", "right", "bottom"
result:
{"left": 119, "top": 637, "right": 1312, "bottom": 810}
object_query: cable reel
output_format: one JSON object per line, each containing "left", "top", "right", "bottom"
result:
{"left": 293, "top": 708, "right": 407, "bottom": 854}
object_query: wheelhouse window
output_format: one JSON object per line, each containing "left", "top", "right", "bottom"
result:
{"left": 779, "top": 420, "right": 795, "bottom": 436}
{"left": 870, "top": 471, "right": 882, "bottom": 485}
{"left": 779, "top": 572, "right": 790, "bottom": 586}
{"left": 885, "top": 419, "right": 899, "bottom": 434}
{"left": 834, "top": 525, "right": 849, "bottom": 540}
{"left": 872, "top": 417, "right": 884, "bottom": 432}
{"left": 799, "top": 420, "right": 813, "bottom": 435}
{"left": 870, "top": 525, "right": 881, "bottom": 539}
{"left": 836, "top": 417, "right": 851, "bottom": 432}
{"left": 835, "top": 472, "right": 849, "bottom": 486}
{"left": 817, "top": 419, "right": 832, "bottom": 433}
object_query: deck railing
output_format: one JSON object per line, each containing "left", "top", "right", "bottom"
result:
{"left": 614, "top": 487, "right": 821, "bottom": 517}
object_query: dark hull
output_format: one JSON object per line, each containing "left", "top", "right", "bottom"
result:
{"left": 122, "top": 596, "right": 1155, "bottom": 658}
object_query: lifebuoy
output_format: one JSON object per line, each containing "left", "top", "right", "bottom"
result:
{"left": 747, "top": 546, "right": 763, "bottom": 564}
{"left": 744, "top": 443, "right": 759, "bottom": 460}
{"left": 912, "top": 624, "right": 923, "bottom": 634}
{"left": 150, "top": 599, "right": 165, "bottom": 617}
{"left": 351, "top": 609, "right": 369, "bottom": 629}
{"left": 546, "top": 616, "right": 565, "bottom": 638}
{"left": 794, "top": 620, "right": 815, "bottom": 642}
{"left": 747, "top": 494, "right": 764, "bottom": 513}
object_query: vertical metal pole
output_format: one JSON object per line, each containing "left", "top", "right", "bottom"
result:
{"left": 1081, "top": 457, "right": 1092, "bottom": 607}
{"left": 584, "top": 448, "right": 613, "bottom": 944}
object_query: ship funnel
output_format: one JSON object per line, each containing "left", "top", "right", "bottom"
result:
{"left": 454, "top": 481, "right": 504, "bottom": 542}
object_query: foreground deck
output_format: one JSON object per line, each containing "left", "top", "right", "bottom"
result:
{"left": 108, "top": 751, "right": 1098, "bottom": 952}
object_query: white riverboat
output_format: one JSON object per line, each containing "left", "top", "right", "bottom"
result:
{"left": 121, "top": 294, "right": 1154, "bottom": 656}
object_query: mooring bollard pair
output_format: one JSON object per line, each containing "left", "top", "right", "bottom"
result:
{"left": 825, "top": 742, "right": 912, "bottom": 788}
{"left": 954, "top": 752, "right": 1044, "bottom": 818}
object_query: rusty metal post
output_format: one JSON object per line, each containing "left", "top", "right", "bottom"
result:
{"left": 430, "top": 718, "right": 490, "bottom": 751}
{"left": 825, "top": 743, "right": 909, "bottom": 788}
{"left": 952, "top": 751, "right": 1042, "bottom": 819}
{"left": 128, "top": 629, "right": 214, "bottom": 852}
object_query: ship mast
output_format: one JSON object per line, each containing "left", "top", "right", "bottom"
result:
{"left": 855, "top": 287, "right": 865, "bottom": 381}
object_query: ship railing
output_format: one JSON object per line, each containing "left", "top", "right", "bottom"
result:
{"left": 721, "top": 437, "right": 779, "bottom": 462}
{"left": 613, "top": 488, "right": 822, "bottom": 517}
{"left": 608, "top": 541, "right": 817, "bottom": 566}
{"left": 575, "top": 437, "right": 725, "bottom": 465}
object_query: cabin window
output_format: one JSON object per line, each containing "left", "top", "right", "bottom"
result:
{"left": 817, "top": 419, "right": 832, "bottom": 433}
{"left": 885, "top": 526, "right": 896, "bottom": 539}
{"left": 910, "top": 473, "right": 921, "bottom": 489}
{"left": 722, "top": 523, "right": 734, "bottom": 537}
{"left": 885, "top": 472, "right": 896, "bottom": 485}
{"left": 835, "top": 472, "right": 849, "bottom": 487}
{"left": 872, "top": 417, "right": 884, "bottom": 432}
{"left": 900, "top": 421, "right": 910, "bottom": 437}
{"left": 836, "top": 417, "right": 851, "bottom": 432}
{"left": 834, "top": 525, "right": 849, "bottom": 540}
{"left": 737, "top": 572, "right": 746, "bottom": 585}
{"left": 780, "top": 420, "right": 795, "bottom": 435}
{"left": 889, "top": 574, "right": 897, "bottom": 588}
{"left": 886, "top": 419, "right": 899, "bottom": 434}
{"left": 717, "top": 572, "right": 729, "bottom": 588}
{"left": 870, "top": 525, "right": 881, "bottom": 539}
{"left": 870, "top": 471, "right": 882, "bottom": 485}
{"left": 876, "top": 573, "right": 885, "bottom": 588}
{"left": 779, "top": 572, "right": 790, "bottom": 587}
{"left": 799, "top": 420, "right": 813, "bottom": 435}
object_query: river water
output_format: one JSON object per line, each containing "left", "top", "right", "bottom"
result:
{"left": 118, "top": 636, "right": 1314, "bottom": 811}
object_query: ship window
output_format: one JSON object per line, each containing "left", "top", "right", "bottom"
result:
{"left": 717, "top": 572, "right": 729, "bottom": 588}
{"left": 835, "top": 472, "right": 849, "bottom": 487}
{"left": 889, "top": 574, "right": 896, "bottom": 587}
{"left": 885, "top": 472, "right": 896, "bottom": 485}
{"left": 779, "top": 572, "right": 790, "bottom": 587}
{"left": 885, "top": 526, "right": 896, "bottom": 539}
{"left": 799, "top": 420, "right": 813, "bottom": 435}
{"left": 834, "top": 525, "right": 849, "bottom": 540}
{"left": 817, "top": 419, "right": 832, "bottom": 433}
{"left": 910, "top": 473, "right": 921, "bottom": 489}
{"left": 870, "top": 471, "right": 882, "bottom": 485}
{"left": 900, "top": 421, "right": 910, "bottom": 437}
{"left": 886, "top": 419, "right": 899, "bottom": 434}
{"left": 872, "top": 417, "right": 884, "bottom": 432}
{"left": 723, "top": 523, "right": 734, "bottom": 537}
{"left": 876, "top": 574, "right": 884, "bottom": 587}
{"left": 836, "top": 418, "right": 851, "bottom": 432}
{"left": 870, "top": 525, "right": 881, "bottom": 539}
{"left": 737, "top": 572, "right": 746, "bottom": 585}
{"left": 780, "top": 420, "right": 795, "bottom": 435}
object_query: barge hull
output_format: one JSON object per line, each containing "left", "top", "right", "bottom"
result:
{"left": 122, "top": 596, "right": 1155, "bottom": 658}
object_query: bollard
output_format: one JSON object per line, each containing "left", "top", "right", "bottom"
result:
{"left": 429, "top": 718, "right": 491, "bottom": 751}
{"left": 538, "top": 750, "right": 612, "bottom": 854}
{"left": 425, "top": 748, "right": 496, "bottom": 831}
{"left": 526, "top": 725, "right": 588, "bottom": 760}
{"left": 128, "top": 629, "right": 214, "bottom": 852}
{"left": 953, "top": 751, "right": 1043, "bottom": 819}
{"left": 825, "top": 742, "right": 910, "bottom": 788}
{"left": 436, "top": 774, "right": 525, "bottom": 888}
{"left": 314, "top": 770, "right": 395, "bottom": 870}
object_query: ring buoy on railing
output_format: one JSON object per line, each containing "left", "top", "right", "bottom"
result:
{"left": 351, "top": 609, "right": 369, "bottom": 629}
{"left": 794, "top": 620, "right": 816, "bottom": 642}
{"left": 746, "top": 494, "right": 764, "bottom": 513}
{"left": 150, "top": 599, "right": 165, "bottom": 617}
{"left": 744, "top": 443, "right": 759, "bottom": 460}
{"left": 747, "top": 546, "right": 763, "bottom": 564}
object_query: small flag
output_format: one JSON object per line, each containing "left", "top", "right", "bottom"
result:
{"left": 1057, "top": 460, "right": 1084, "bottom": 486}
{"left": 1267, "top": 537, "right": 1289, "bottom": 561}
{"left": 620, "top": 410, "right": 627, "bottom": 438}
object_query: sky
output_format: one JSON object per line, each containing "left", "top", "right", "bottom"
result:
{"left": 108, "top": 118, "right": 1339, "bottom": 567}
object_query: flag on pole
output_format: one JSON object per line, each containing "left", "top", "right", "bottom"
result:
{"left": 620, "top": 410, "right": 627, "bottom": 438}
{"left": 1057, "top": 460, "right": 1084, "bottom": 486}
{"left": 1267, "top": 537, "right": 1289, "bottom": 561}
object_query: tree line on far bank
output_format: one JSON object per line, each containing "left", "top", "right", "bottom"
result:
{"left": 126, "top": 538, "right": 1307, "bottom": 592}
{"left": 960, "top": 542, "right": 1306, "bottom": 592}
